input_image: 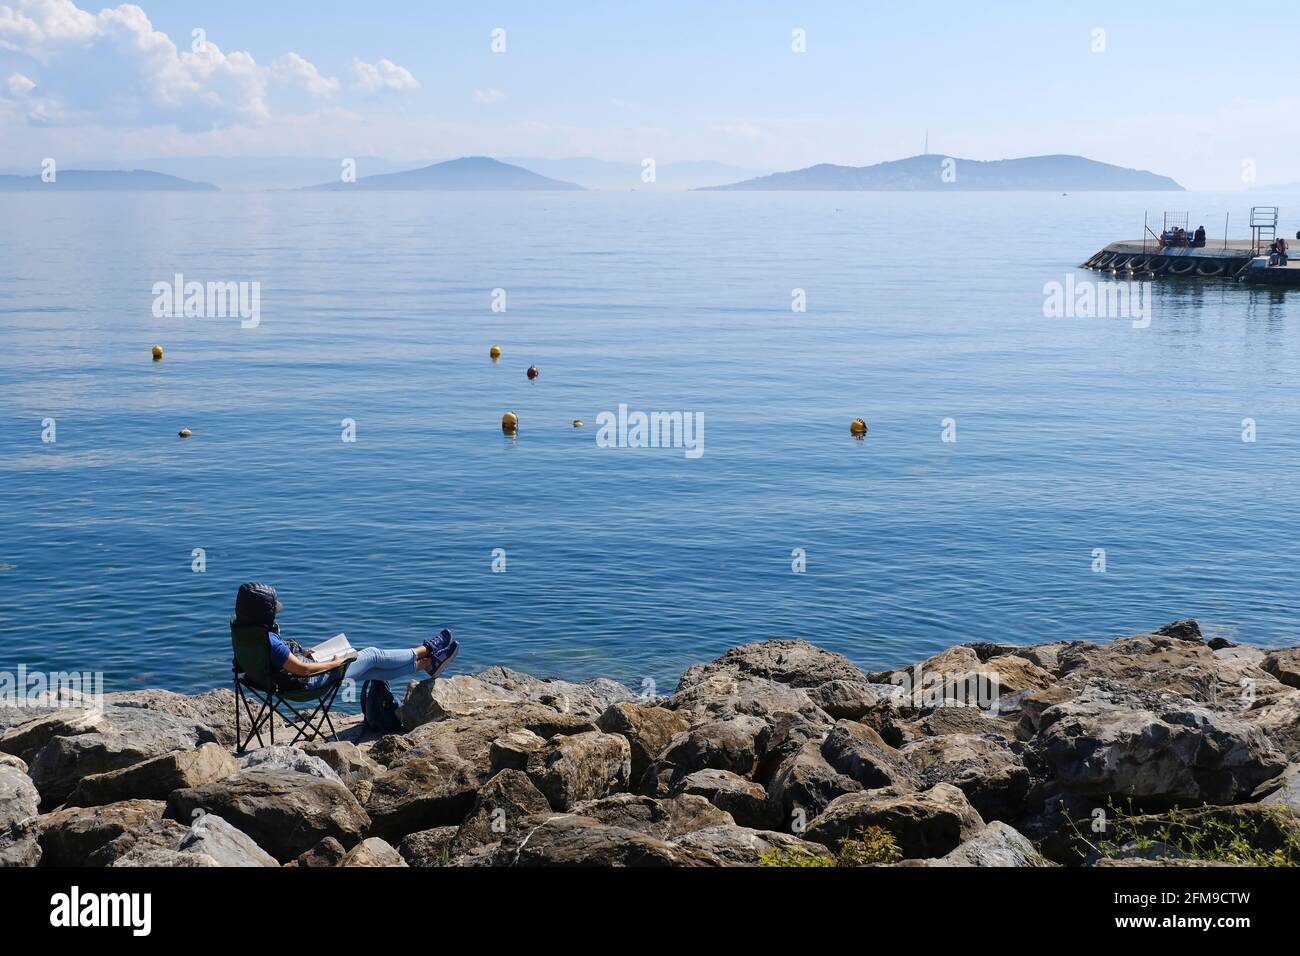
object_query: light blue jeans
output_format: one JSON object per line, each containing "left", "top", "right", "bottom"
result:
{"left": 304, "top": 646, "right": 428, "bottom": 692}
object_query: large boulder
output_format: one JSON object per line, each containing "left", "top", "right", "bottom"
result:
{"left": 167, "top": 770, "right": 370, "bottom": 863}
{"left": 669, "top": 769, "right": 780, "bottom": 830}
{"left": 454, "top": 770, "right": 551, "bottom": 850}
{"left": 804, "top": 784, "right": 986, "bottom": 859}
{"left": 0, "top": 764, "right": 41, "bottom": 866}
{"left": 111, "top": 845, "right": 220, "bottom": 867}
{"left": 340, "top": 837, "right": 407, "bottom": 867}
{"left": 177, "top": 812, "right": 278, "bottom": 867}
{"left": 490, "top": 813, "right": 720, "bottom": 867}
{"left": 26, "top": 706, "right": 220, "bottom": 805}
{"left": 928, "top": 821, "right": 1049, "bottom": 867}
{"left": 807, "top": 680, "right": 882, "bottom": 720}
{"left": 526, "top": 732, "right": 631, "bottom": 810}
{"left": 886, "top": 646, "right": 1054, "bottom": 706}
{"left": 363, "top": 754, "right": 479, "bottom": 842}
{"left": 287, "top": 837, "right": 348, "bottom": 868}
{"left": 397, "top": 826, "right": 459, "bottom": 867}
{"left": 405, "top": 703, "right": 597, "bottom": 777}
{"left": 597, "top": 703, "right": 689, "bottom": 782}
{"left": 1262, "top": 648, "right": 1300, "bottom": 689}
{"left": 670, "top": 824, "right": 833, "bottom": 865}
{"left": 901, "top": 733, "right": 1030, "bottom": 822}
{"left": 102, "top": 688, "right": 247, "bottom": 749}
{"left": 821, "top": 720, "right": 920, "bottom": 790}
{"left": 0, "top": 709, "right": 108, "bottom": 764}
{"left": 678, "top": 639, "right": 871, "bottom": 690}
{"left": 237, "top": 745, "right": 342, "bottom": 783}
{"left": 1, "top": 764, "right": 39, "bottom": 834}
{"left": 300, "top": 741, "right": 383, "bottom": 782}
{"left": 648, "top": 716, "right": 769, "bottom": 789}
{"left": 67, "top": 743, "right": 238, "bottom": 807}
{"left": 35, "top": 799, "right": 171, "bottom": 867}
{"left": 488, "top": 730, "right": 547, "bottom": 773}
{"left": 568, "top": 793, "right": 734, "bottom": 840}
{"left": 767, "top": 737, "right": 862, "bottom": 823}
{"left": 399, "top": 669, "right": 633, "bottom": 730}
{"left": 1033, "top": 685, "right": 1287, "bottom": 805}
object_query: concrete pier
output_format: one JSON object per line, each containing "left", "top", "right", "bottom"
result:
{"left": 1081, "top": 239, "right": 1299, "bottom": 285}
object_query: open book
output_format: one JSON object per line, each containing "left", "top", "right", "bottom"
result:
{"left": 308, "top": 633, "right": 358, "bottom": 664}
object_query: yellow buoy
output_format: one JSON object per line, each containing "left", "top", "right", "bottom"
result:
{"left": 572, "top": 419, "right": 583, "bottom": 428}
{"left": 501, "top": 411, "right": 519, "bottom": 433}
{"left": 151, "top": 345, "right": 164, "bottom": 361}
{"left": 489, "top": 345, "right": 502, "bottom": 360}
{"left": 178, "top": 428, "right": 192, "bottom": 438}
{"left": 850, "top": 418, "right": 868, "bottom": 436}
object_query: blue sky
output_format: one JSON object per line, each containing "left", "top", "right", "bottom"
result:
{"left": 2, "top": 0, "right": 1298, "bottom": 188}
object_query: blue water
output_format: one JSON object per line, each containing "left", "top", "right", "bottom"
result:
{"left": 2, "top": 190, "right": 1299, "bottom": 700}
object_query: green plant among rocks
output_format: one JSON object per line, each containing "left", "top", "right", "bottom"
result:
{"left": 1067, "top": 797, "right": 1300, "bottom": 867}
{"left": 759, "top": 826, "right": 902, "bottom": 867}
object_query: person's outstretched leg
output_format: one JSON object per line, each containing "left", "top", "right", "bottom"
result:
{"left": 347, "top": 646, "right": 425, "bottom": 684}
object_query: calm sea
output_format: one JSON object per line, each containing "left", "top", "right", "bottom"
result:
{"left": 2, "top": 189, "right": 1299, "bottom": 701}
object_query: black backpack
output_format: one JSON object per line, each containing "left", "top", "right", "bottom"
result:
{"left": 360, "top": 680, "right": 402, "bottom": 733}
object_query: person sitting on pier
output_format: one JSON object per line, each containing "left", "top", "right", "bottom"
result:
{"left": 1193, "top": 225, "right": 1206, "bottom": 248}
{"left": 1273, "top": 237, "right": 1289, "bottom": 266}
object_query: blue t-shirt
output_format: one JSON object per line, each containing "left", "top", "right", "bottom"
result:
{"left": 267, "top": 631, "right": 292, "bottom": 670}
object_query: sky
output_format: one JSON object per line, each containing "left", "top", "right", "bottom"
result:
{"left": 1, "top": 0, "right": 1298, "bottom": 189}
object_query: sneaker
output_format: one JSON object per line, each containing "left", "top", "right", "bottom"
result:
{"left": 421, "top": 629, "right": 459, "bottom": 680}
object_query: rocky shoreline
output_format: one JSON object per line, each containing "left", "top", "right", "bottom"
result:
{"left": 3, "top": 619, "right": 1299, "bottom": 867}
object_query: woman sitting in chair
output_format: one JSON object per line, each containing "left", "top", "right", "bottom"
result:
{"left": 233, "top": 582, "right": 459, "bottom": 692}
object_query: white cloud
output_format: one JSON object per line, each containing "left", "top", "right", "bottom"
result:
{"left": 5, "top": 70, "right": 33, "bottom": 94}
{"left": 473, "top": 87, "right": 504, "bottom": 105}
{"left": 272, "top": 52, "right": 339, "bottom": 99}
{"left": 0, "top": 0, "right": 339, "bottom": 128}
{"left": 351, "top": 57, "right": 418, "bottom": 93}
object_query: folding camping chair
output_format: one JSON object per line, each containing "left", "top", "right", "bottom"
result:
{"left": 231, "top": 623, "right": 350, "bottom": 753}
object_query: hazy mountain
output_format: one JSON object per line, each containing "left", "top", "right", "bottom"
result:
{"left": 503, "top": 156, "right": 770, "bottom": 190}
{"left": 305, "top": 156, "right": 584, "bottom": 191}
{"left": 53, "top": 156, "right": 428, "bottom": 191}
{"left": 703, "top": 154, "right": 1183, "bottom": 191}
{"left": 0, "top": 169, "right": 218, "bottom": 191}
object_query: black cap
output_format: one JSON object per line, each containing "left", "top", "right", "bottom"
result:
{"left": 234, "top": 582, "right": 283, "bottom": 628}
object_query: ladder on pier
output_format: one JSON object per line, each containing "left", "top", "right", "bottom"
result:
{"left": 1251, "top": 206, "right": 1279, "bottom": 254}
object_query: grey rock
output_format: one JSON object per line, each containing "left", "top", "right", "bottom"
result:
{"left": 35, "top": 799, "right": 170, "bottom": 867}
{"left": 525, "top": 732, "right": 631, "bottom": 811}
{"left": 597, "top": 702, "right": 689, "bottom": 782}
{"left": 488, "top": 729, "right": 546, "bottom": 774}
{"left": 112, "top": 845, "right": 221, "bottom": 867}
{"left": 805, "top": 783, "right": 986, "bottom": 859}
{"left": 670, "top": 768, "right": 780, "bottom": 830}
{"left": 767, "top": 737, "right": 862, "bottom": 822}
{"left": 68, "top": 743, "right": 238, "bottom": 807}
{"left": 364, "top": 754, "right": 479, "bottom": 841}
{"left": 821, "top": 720, "right": 920, "bottom": 790}
{"left": 397, "top": 826, "right": 459, "bottom": 867}
{"left": 300, "top": 741, "right": 383, "bottom": 781}
{"left": 1034, "top": 684, "right": 1287, "bottom": 804}
{"left": 454, "top": 769, "right": 551, "bottom": 850}
{"left": 930, "top": 821, "right": 1050, "bottom": 867}
{"left": 670, "top": 824, "right": 832, "bottom": 865}
{"left": 341, "top": 837, "right": 407, "bottom": 867}
{"left": 237, "top": 745, "right": 342, "bottom": 784}
{"left": 808, "top": 680, "right": 881, "bottom": 720}
{"left": 167, "top": 770, "right": 370, "bottom": 863}
{"left": 901, "top": 733, "right": 1030, "bottom": 822}
{"left": 178, "top": 812, "right": 279, "bottom": 867}
{"left": 569, "top": 792, "right": 734, "bottom": 839}
{"left": 491, "top": 812, "right": 721, "bottom": 867}
{"left": 287, "top": 837, "right": 348, "bottom": 867}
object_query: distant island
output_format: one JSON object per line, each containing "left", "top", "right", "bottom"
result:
{"left": 703, "top": 154, "right": 1183, "bottom": 191}
{"left": 0, "top": 170, "right": 218, "bottom": 191}
{"left": 305, "top": 156, "right": 584, "bottom": 191}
